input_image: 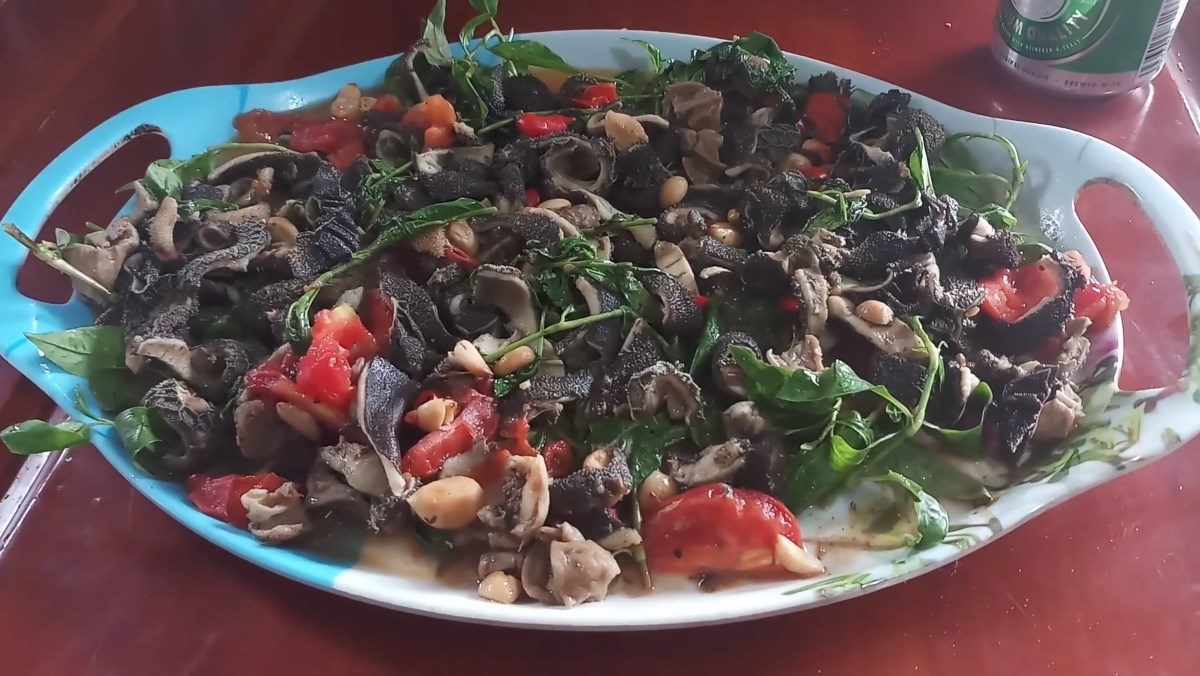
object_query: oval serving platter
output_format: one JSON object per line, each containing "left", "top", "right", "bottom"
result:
{"left": 3, "top": 30, "right": 1199, "bottom": 631}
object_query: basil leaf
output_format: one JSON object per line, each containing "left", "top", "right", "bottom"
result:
{"left": 421, "top": 0, "right": 453, "bottom": 66}
{"left": 877, "top": 471, "right": 950, "bottom": 549}
{"left": 929, "top": 166, "right": 1009, "bottom": 209}
{"left": 908, "top": 128, "right": 933, "bottom": 194}
{"left": 177, "top": 197, "right": 237, "bottom": 218}
{"left": 113, "top": 406, "right": 160, "bottom": 456}
{"left": 732, "top": 347, "right": 911, "bottom": 417}
{"left": 89, "top": 367, "right": 142, "bottom": 411}
{"left": 144, "top": 160, "right": 184, "bottom": 200}
{"left": 488, "top": 40, "right": 579, "bottom": 74}
{"left": 588, "top": 415, "right": 687, "bottom": 487}
{"left": 468, "top": 0, "right": 498, "bottom": 17}
{"left": 882, "top": 449, "right": 992, "bottom": 504}
{"left": 688, "top": 33, "right": 796, "bottom": 107}
{"left": 449, "top": 60, "right": 490, "bottom": 129}
{"left": 630, "top": 39, "right": 665, "bottom": 74}
{"left": 924, "top": 380, "right": 994, "bottom": 456}
{"left": 1, "top": 419, "right": 91, "bottom": 454}
{"left": 26, "top": 326, "right": 126, "bottom": 378}
{"left": 974, "top": 203, "right": 1019, "bottom": 230}
{"left": 688, "top": 302, "right": 722, "bottom": 376}
{"left": 459, "top": 13, "right": 494, "bottom": 48}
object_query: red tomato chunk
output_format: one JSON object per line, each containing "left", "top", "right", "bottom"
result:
{"left": 642, "top": 484, "right": 800, "bottom": 576}
{"left": 186, "top": 473, "right": 288, "bottom": 528}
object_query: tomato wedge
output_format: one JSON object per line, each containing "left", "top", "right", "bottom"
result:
{"left": 978, "top": 259, "right": 1062, "bottom": 323}
{"left": 541, "top": 440, "right": 574, "bottom": 479}
{"left": 402, "top": 94, "right": 457, "bottom": 131}
{"left": 804, "top": 91, "right": 849, "bottom": 144}
{"left": 643, "top": 484, "right": 801, "bottom": 575}
{"left": 1072, "top": 278, "right": 1129, "bottom": 332}
{"left": 980, "top": 257, "right": 1128, "bottom": 333}
{"left": 401, "top": 390, "right": 499, "bottom": 479}
{"left": 295, "top": 337, "right": 354, "bottom": 410}
{"left": 312, "top": 305, "right": 376, "bottom": 361}
{"left": 516, "top": 113, "right": 573, "bottom": 138}
{"left": 571, "top": 82, "right": 619, "bottom": 108}
{"left": 186, "top": 473, "right": 288, "bottom": 528}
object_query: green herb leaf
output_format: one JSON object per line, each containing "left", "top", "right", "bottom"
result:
{"left": 0, "top": 419, "right": 91, "bottom": 455}
{"left": 26, "top": 326, "right": 126, "bottom": 378}
{"left": 112, "top": 406, "right": 160, "bottom": 456}
{"left": 143, "top": 160, "right": 184, "bottom": 200}
{"left": 588, "top": 415, "right": 688, "bottom": 486}
{"left": 908, "top": 127, "right": 933, "bottom": 194}
{"left": 177, "top": 197, "right": 237, "bottom": 218}
{"left": 935, "top": 132, "right": 1026, "bottom": 212}
{"left": 449, "top": 60, "right": 490, "bottom": 128}
{"left": 731, "top": 347, "right": 911, "bottom": 418}
{"left": 488, "top": 40, "right": 579, "bottom": 74}
{"left": 469, "top": 0, "right": 499, "bottom": 17}
{"left": 877, "top": 470, "right": 950, "bottom": 549}
{"left": 421, "top": 0, "right": 454, "bottom": 66}
{"left": 687, "top": 33, "right": 797, "bottom": 107}
{"left": 881, "top": 448, "right": 992, "bottom": 504}
{"left": 688, "top": 302, "right": 722, "bottom": 376}
{"left": 924, "top": 380, "right": 994, "bottom": 456}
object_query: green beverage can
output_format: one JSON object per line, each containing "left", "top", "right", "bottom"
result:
{"left": 993, "top": 0, "right": 1190, "bottom": 95}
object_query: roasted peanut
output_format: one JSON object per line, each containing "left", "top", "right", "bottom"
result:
{"left": 265, "top": 216, "right": 299, "bottom": 244}
{"left": 659, "top": 175, "right": 689, "bottom": 208}
{"left": 707, "top": 221, "right": 742, "bottom": 248}
{"left": 450, "top": 340, "right": 492, "bottom": 377}
{"left": 446, "top": 220, "right": 479, "bottom": 256}
{"left": 782, "top": 152, "right": 812, "bottom": 172}
{"left": 478, "top": 571, "right": 522, "bottom": 604}
{"left": 493, "top": 345, "right": 536, "bottom": 376}
{"left": 407, "top": 476, "right": 485, "bottom": 530}
{"left": 602, "top": 110, "right": 649, "bottom": 151}
{"left": 330, "top": 83, "right": 363, "bottom": 120}
{"left": 637, "top": 470, "right": 678, "bottom": 514}
{"left": 414, "top": 397, "right": 458, "bottom": 433}
{"left": 537, "top": 198, "right": 573, "bottom": 210}
{"left": 855, "top": 299, "right": 894, "bottom": 326}
{"left": 773, "top": 534, "right": 825, "bottom": 576}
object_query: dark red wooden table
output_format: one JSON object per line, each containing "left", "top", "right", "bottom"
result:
{"left": 1, "top": 1, "right": 1198, "bottom": 673}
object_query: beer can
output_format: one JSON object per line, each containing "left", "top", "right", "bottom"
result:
{"left": 992, "top": 0, "right": 1191, "bottom": 96}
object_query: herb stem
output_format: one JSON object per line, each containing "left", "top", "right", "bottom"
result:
{"left": 862, "top": 192, "right": 923, "bottom": 220}
{"left": 3, "top": 224, "right": 115, "bottom": 303}
{"left": 945, "top": 132, "right": 1025, "bottom": 211}
{"left": 476, "top": 117, "right": 514, "bottom": 134}
{"left": 483, "top": 308, "right": 628, "bottom": 363}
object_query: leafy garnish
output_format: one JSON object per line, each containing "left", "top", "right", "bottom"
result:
{"left": 875, "top": 471, "right": 950, "bottom": 549}
{"left": 26, "top": 326, "right": 126, "bottom": 378}
{"left": 284, "top": 198, "right": 496, "bottom": 346}
{"left": 731, "top": 347, "right": 910, "bottom": 419}
{"left": 0, "top": 419, "right": 91, "bottom": 455}
{"left": 528, "top": 235, "right": 652, "bottom": 314}
{"left": 588, "top": 415, "right": 688, "bottom": 486}
{"left": 113, "top": 406, "right": 162, "bottom": 459}
{"left": 488, "top": 40, "right": 579, "bottom": 73}
{"left": 932, "top": 132, "right": 1027, "bottom": 221}
{"left": 688, "top": 301, "right": 722, "bottom": 376}
{"left": 143, "top": 142, "right": 290, "bottom": 199}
